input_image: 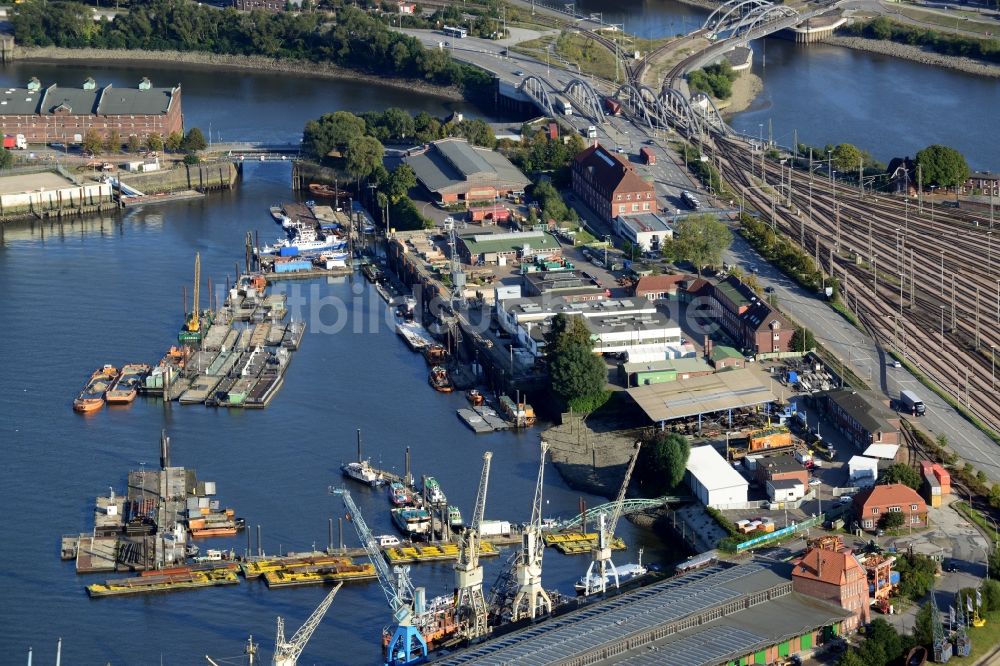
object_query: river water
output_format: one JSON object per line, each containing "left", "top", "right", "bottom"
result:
{"left": 577, "top": 0, "right": 1000, "bottom": 169}
{"left": 0, "top": 66, "right": 674, "bottom": 662}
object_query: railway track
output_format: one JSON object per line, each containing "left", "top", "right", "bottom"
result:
{"left": 712, "top": 136, "right": 1000, "bottom": 433}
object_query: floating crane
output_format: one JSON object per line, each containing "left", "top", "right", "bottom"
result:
{"left": 273, "top": 583, "right": 342, "bottom": 666}
{"left": 187, "top": 252, "right": 202, "bottom": 333}
{"left": 333, "top": 487, "right": 427, "bottom": 665}
{"left": 584, "top": 442, "right": 640, "bottom": 596}
{"left": 454, "top": 451, "right": 493, "bottom": 640}
{"left": 512, "top": 439, "right": 552, "bottom": 622}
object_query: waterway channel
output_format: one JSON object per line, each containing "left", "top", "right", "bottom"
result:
{"left": 577, "top": 0, "right": 999, "bottom": 169}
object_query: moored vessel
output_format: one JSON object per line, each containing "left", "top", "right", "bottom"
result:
{"left": 423, "top": 477, "right": 447, "bottom": 504}
{"left": 391, "top": 506, "right": 432, "bottom": 539}
{"left": 428, "top": 366, "right": 453, "bottom": 393}
{"left": 574, "top": 562, "right": 648, "bottom": 595}
{"left": 466, "top": 389, "right": 484, "bottom": 406}
{"left": 448, "top": 505, "right": 464, "bottom": 529}
{"left": 106, "top": 363, "right": 151, "bottom": 405}
{"left": 341, "top": 460, "right": 385, "bottom": 487}
{"left": 73, "top": 365, "right": 119, "bottom": 413}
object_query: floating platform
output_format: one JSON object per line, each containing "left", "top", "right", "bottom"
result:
{"left": 240, "top": 553, "right": 355, "bottom": 580}
{"left": 385, "top": 541, "right": 500, "bottom": 565}
{"left": 120, "top": 190, "right": 206, "bottom": 208}
{"left": 543, "top": 532, "right": 627, "bottom": 555}
{"left": 262, "top": 267, "right": 352, "bottom": 283}
{"left": 86, "top": 566, "right": 240, "bottom": 597}
{"left": 457, "top": 404, "right": 512, "bottom": 433}
{"left": 262, "top": 562, "right": 376, "bottom": 588}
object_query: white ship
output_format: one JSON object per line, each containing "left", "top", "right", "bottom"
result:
{"left": 574, "top": 562, "right": 648, "bottom": 595}
{"left": 341, "top": 459, "right": 385, "bottom": 487}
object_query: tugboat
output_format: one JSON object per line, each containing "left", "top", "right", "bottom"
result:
{"left": 466, "top": 389, "right": 485, "bottom": 406}
{"left": 106, "top": 363, "right": 151, "bottom": 405}
{"left": 423, "top": 477, "right": 447, "bottom": 505}
{"left": 423, "top": 344, "right": 447, "bottom": 365}
{"left": 73, "top": 365, "right": 119, "bottom": 413}
{"left": 341, "top": 459, "right": 385, "bottom": 487}
{"left": 448, "top": 506, "right": 464, "bottom": 530}
{"left": 428, "top": 366, "right": 453, "bottom": 393}
{"left": 388, "top": 481, "right": 410, "bottom": 507}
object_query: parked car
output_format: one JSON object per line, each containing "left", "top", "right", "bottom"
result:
{"left": 945, "top": 560, "right": 958, "bottom": 572}
{"left": 839, "top": 495, "right": 854, "bottom": 504}
{"left": 891, "top": 359, "right": 902, "bottom": 368}
{"left": 764, "top": 286, "right": 775, "bottom": 293}
{"left": 809, "top": 478, "right": 821, "bottom": 486}
{"left": 513, "top": 70, "right": 524, "bottom": 76}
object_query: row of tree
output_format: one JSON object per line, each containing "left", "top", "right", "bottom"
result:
{"left": 80, "top": 127, "right": 207, "bottom": 157}
{"left": 795, "top": 140, "right": 970, "bottom": 189}
{"left": 841, "top": 16, "right": 1000, "bottom": 64}
{"left": 11, "top": 1, "right": 493, "bottom": 97}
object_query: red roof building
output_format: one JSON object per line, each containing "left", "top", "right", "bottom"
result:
{"left": 572, "top": 143, "right": 657, "bottom": 221}
{"left": 854, "top": 483, "right": 928, "bottom": 532}
{"left": 792, "top": 547, "right": 870, "bottom": 633}
{"left": 633, "top": 274, "right": 689, "bottom": 301}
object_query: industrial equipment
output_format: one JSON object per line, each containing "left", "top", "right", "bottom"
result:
{"left": 512, "top": 439, "right": 552, "bottom": 622}
{"left": 273, "top": 583, "right": 342, "bottom": 666}
{"left": 454, "top": 451, "right": 493, "bottom": 640}
{"left": 584, "top": 442, "right": 640, "bottom": 596}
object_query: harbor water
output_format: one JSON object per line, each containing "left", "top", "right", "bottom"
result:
{"left": 0, "top": 161, "right": 679, "bottom": 664}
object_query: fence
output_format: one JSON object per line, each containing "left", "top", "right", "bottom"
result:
{"left": 735, "top": 514, "right": 821, "bottom": 552}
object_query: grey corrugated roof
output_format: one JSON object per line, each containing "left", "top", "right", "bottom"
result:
{"left": 404, "top": 139, "right": 529, "bottom": 195}
{"left": 0, "top": 87, "right": 42, "bottom": 114}
{"left": 826, "top": 389, "right": 897, "bottom": 435}
{"left": 96, "top": 85, "right": 177, "bottom": 115}
{"left": 39, "top": 85, "right": 100, "bottom": 115}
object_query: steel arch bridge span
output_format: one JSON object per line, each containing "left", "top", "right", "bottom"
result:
{"left": 704, "top": 0, "right": 771, "bottom": 34}
{"left": 728, "top": 4, "right": 799, "bottom": 39}
{"left": 614, "top": 83, "right": 670, "bottom": 132}
{"left": 517, "top": 75, "right": 555, "bottom": 117}
{"left": 660, "top": 86, "right": 707, "bottom": 137}
{"left": 689, "top": 92, "right": 733, "bottom": 136}
{"left": 704, "top": 0, "right": 798, "bottom": 39}
{"left": 556, "top": 496, "right": 689, "bottom": 532}
{"left": 562, "top": 78, "right": 605, "bottom": 123}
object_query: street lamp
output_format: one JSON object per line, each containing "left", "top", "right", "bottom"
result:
{"left": 940, "top": 305, "right": 946, "bottom": 350}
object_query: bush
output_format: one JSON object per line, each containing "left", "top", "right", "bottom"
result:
{"left": 182, "top": 153, "right": 201, "bottom": 165}
{"left": 841, "top": 17, "right": 1000, "bottom": 65}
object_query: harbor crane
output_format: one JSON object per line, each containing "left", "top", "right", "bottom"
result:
{"left": 186, "top": 252, "right": 202, "bottom": 334}
{"left": 333, "top": 487, "right": 428, "bottom": 665}
{"left": 584, "top": 442, "right": 640, "bottom": 596}
{"left": 512, "top": 439, "right": 552, "bottom": 622}
{"left": 273, "top": 583, "right": 342, "bottom": 666}
{"left": 454, "top": 451, "right": 493, "bottom": 640}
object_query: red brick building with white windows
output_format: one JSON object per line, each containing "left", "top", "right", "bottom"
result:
{"left": 854, "top": 483, "right": 928, "bottom": 532}
{"left": 572, "top": 143, "right": 657, "bottom": 221}
{"left": 0, "top": 77, "right": 183, "bottom": 145}
{"left": 792, "top": 547, "right": 871, "bottom": 633}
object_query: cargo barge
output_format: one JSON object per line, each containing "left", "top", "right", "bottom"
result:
{"left": 87, "top": 566, "right": 240, "bottom": 597}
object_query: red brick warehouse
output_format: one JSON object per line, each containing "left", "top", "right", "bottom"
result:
{"left": 0, "top": 76, "right": 184, "bottom": 145}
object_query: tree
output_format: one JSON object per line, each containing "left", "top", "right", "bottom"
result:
{"left": 880, "top": 511, "right": 905, "bottom": 529}
{"left": 866, "top": 618, "right": 902, "bottom": 662}
{"left": 344, "top": 135, "right": 385, "bottom": 181}
{"left": 641, "top": 432, "right": 691, "bottom": 491}
{"left": 165, "top": 131, "right": 184, "bottom": 152}
{"left": 183, "top": 153, "right": 201, "bottom": 165}
{"left": 0, "top": 147, "right": 13, "bottom": 169}
{"left": 836, "top": 651, "right": 867, "bottom": 666}
{"left": 913, "top": 601, "right": 935, "bottom": 646}
{"left": 387, "top": 163, "right": 417, "bottom": 203}
{"left": 147, "top": 132, "right": 164, "bottom": 153}
{"left": 83, "top": 129, "right": 103, "bottom": 156}
{"left": 381, "top": 107, "right": 415, "bottom": 141}
{"left": 304, "top": 111, "right": 366, "bottom": 158}
{"left": 181, "top": 127, "right": 207, "bottom": 152}
{"left": 544, "top": 313, "right": 608, "bottom": 413}
{"left": 105, "top": 129, "right": 122, "bottom": 154}
{"left": 831, "top": 143, "right": 864, "bottom": 173}
{"left": 126, "top": 134, "right": 141, "bottom": 153}
{"left": 915, "top": 144, "right": 970, "bottom": 189}
{"left": 879, "top": 463, "right": 922, "bottom": 490}
{"left": 896, "top": 553, "right": 937, "bottom": 600}
{"left": 671, "top": 214, "right": 732, "bottom": 275}
{"left": 790, "top": 326, "right": 815, "bottom": 353}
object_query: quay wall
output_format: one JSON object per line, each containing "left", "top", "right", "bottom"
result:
{"left": 119, "top": 161, "right": 240, "bottom": 195}
{"left": 0, "top": 179, "right": 115, "bottom": 222}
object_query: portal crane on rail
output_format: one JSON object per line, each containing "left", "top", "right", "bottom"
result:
{"left": 584, "top": 442, "right": 640, "bottom": 596}
{"left": 273, "top": 583, "right": 342, "bottom": 666}
{"left": 454, "top": 451, "right": 493, "bottom": 640}
{"left": 333, "top": 487, "right": 428, "bottom": 665}
{"left": 512, "top": 439, "right": 552, "bottom": 621}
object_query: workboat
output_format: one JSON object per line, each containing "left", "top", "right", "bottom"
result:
{"left": 73, "top": 365, "right": 119, "bottom": 413}
{"left": 429, "top": 366, "right": 453, "bottom": 393}
{"left": 341, "top": 460, "right": 385, "bottom": 487}
{"left": 396, "top": 321, "right": 432, "bottom": 351}
{"left": 376, "top": 534, "right": 401, "bottom": 548}
{"left": 314, "top": 250, "right": 349, "bottom": 270}
{"left": 574, "top": 562, "right": 648, "bottom": 595}
{"left": 260, "top": 233, "right": 344, "bottom": 256}
{"left": 448, "top": 506, "right": 464, "bottom": 529}
{"left": 391, "top": 507, "right": 432, "bottom": 538}
{"left": 423, "top": 344, "right": 447, "bottom": 365}
{"left": 105, "top": 363, "right": 151, "bottom": 405}
{"left": 308, "top": 183, "right": 349, "bottom": 200}
{"left": 388, "top": 481, "right": 410, "bottom": 507}
{"left": 269, "top": 204, "right": 285, "bottom": 223}
{"left": 423, "top": 477, "right": 447, "bottom": 504}
{"left": 466, "top": 389, "right": 485, "bottom": 406}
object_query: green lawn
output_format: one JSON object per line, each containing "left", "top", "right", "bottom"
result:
{"left": 955, "top": 501, "right": 1000, "bottom": 543}
{"left": 896, "top": 5, "right": 1000, "bottom": 37}
{"left": 946, "top": 609, "right": 1000, "bottom": 664}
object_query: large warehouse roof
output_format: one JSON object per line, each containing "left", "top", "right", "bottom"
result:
{"left": 404, "top": 138, "right": 530, "bottom": 195}
{"left": 688, "top": 445, "right": 748, "bottom": 493}
{"left": 628, "top": 369, "right": 778, "bottom": 422}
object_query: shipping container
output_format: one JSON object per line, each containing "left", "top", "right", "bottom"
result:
{"left": 640, "top": 146, "right": 656, "bottom": 165}
{"left": 547, "top": 123, "right": 558, "bottom": 140}
{"left": 603, "top": 97, "right": 621, "bottom": 116}
{"left": 479, "top": 520, "right": 512, "bottom": 537}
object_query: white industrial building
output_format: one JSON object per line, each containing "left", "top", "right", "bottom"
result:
{"left": 493, "top": 295, "right": 682, "bottom": 361}
{"left": 614, "top": 212, "right": 674, "bottom": 252}
{"left": 767, "top": 478, "right": 806, "bottom": 502}
{"left": 863, "top": 443, "right": 900, "bottom": 462}
{"left": 686, "top": 445, "right": 749, "bottom": 509}
{"left": 848, "top": 455, "right": 880, "bottom": 487}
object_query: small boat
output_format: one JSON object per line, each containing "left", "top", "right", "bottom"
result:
{"left": 448, "top": 506, "right": 464, "bottom": 529}
{"left": 308, "top": 183, "right": 349, "bottom": 200}
{"left": 466, "top": 389, "right": 484, "bottom": 406}
{"left": 423, "top": 344, "right": 447, "bottom": 365}
{"left": 499, "top": 394, "right": 537, "bottom": 427}
{"left": 341, "top": 460, "right": 385, "bottom": 487}
{"left": 423, "top": 477, "right": 447, "bottom": 505}
{"left": 376, "top": 534, "right": 401, "bottom": 548}
{"left": 388, "top": 481, "right": 409, "bottom": 507}
{"left": 73, "top": 365, "right": 119, "bottom": 413}
{"left": 391, "top": 507, "right": 432, "bottom": 538}
{"left": 106, "top": 363, "right": 151, "bottom": 405}
{"left": 429, "top": 366, "right": 453, "bottom": 393}
{"left": 574, "top": 562, "right": 648, "bottom": 595}
{"left": 184, "top": 543, "right": 200, "bottom": 558}
{"left": 269, "top": 205, "right": 285, "bottom": 222}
